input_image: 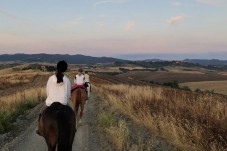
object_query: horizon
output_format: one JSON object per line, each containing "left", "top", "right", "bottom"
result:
{"left": 1, "top": 52, "right": 227, "bottom": 61}
{"left": 0, "top": 0, "right": 227, "bottom": 56}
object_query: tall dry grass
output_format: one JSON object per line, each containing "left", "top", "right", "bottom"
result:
{"left": 0, "top": 87, "right": 46, "bottom": 133}
{"left": 0, "top": 73, "right": 38, "bottom": 90}
{"left": 96, "top": 84, "right": 227, "bottom": 151}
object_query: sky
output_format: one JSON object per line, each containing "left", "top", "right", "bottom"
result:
{"left": 0, "top": 0, "right": 227, "bottom": 59}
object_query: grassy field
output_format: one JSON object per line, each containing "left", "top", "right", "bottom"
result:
{"left": 0, "top": 73, "right": 39, "bottom": 90}
{"left": 180, "top": 80, "right": 227, "bottom": 95}
{"left": 0, "top": 87, "right": 46, "bottom": 133}
{"left": 0, "top": 69, "right": 48, "bottom": 134}
{"left": 116, "top": 71, "right": 227, "bottom": 83}
{"left": 95, "top": 83, "right": 227, "bottom": 151}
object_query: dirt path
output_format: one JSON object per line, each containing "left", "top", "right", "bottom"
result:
{"left": 1, "top": 93, "right": 100, "bottom": 151}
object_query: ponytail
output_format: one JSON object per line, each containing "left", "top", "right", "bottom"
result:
{"left": 56, "top": 60, "right": 68, "bottom": 84}
{"left": 56, "top": 71, "right": 64, "bottom": 83}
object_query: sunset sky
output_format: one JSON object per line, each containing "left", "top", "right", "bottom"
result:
{"left": 0, "top": 0, "right": 226, "bottom": 58}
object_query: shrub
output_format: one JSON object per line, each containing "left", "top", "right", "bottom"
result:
{"left": 181, "top": 86, "right": 191, "bottom": 91}
{"left": 163, "top": 80, "right": 180, "bottom": 89}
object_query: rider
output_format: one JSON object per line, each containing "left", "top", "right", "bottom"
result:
{"left": 74, "top": 68, "right": 86, "bottom": 88}
{"left": 84, "top": 71, "right": 91, "bottom": 97}
{"left": 72, "top": 68, "right": 89, "bottom": 100}
{"left": 37, "top": 60, "right": 71, "bottom": 136}
{"left": 84, "top": 71, "right": 90, "bottom": 86}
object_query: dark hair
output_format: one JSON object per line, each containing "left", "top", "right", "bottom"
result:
{"left": 56, "top": 60, "right": 68, "bottom": 83}
{"left": 85, "top": 71, "right": 88, "bottom": 74}
{"left": 78, "top": 68, "right": 83, "bottom": 72}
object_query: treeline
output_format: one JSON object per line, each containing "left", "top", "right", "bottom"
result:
{"left": 115, "top": 61, "right": 227, "bottom": 71}
{"left": 22, "top": 64, "right": 56, "bottom": 71}
{"left": 12, "top": 64, "right": 56, "bottom": 72}
{"left": 0, "top": 64, "right": 19, "bottom": 70}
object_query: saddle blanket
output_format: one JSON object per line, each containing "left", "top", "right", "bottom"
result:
{"left": 71, "top": 84, "right": 87, "bottom": 93}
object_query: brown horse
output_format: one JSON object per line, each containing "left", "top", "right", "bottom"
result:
{"left": 41, "top": 102, "right": 76, "bottom": 151}
{"left": 71, "top": 87, "right": 87, "bottom": 125}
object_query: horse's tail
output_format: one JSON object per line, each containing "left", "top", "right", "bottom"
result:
{"left": 57, "top": 111, "right": 71, "bottom": 151}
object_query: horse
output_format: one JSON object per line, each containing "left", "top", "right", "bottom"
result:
{"left": 40, "top": 102, "right": 76, "bottom": 151}
{"left": 71, "top": 87, "right": 87, "bottom": 125}
{"left": 85, "top": 82, "right": 91, "bottom": 99}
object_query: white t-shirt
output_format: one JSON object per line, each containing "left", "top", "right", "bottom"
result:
{"left": 74, "top": 74, "right": 85, "bottom": 85}
{"left": 84, "top": 74, "right": 90, "bottom": 83}
{"left": 45, "top": 75, "right": 71, "bottom": 106}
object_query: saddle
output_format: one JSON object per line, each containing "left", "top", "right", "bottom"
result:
{"left": 71, "top": 84, "right": 87, "bottom": 93}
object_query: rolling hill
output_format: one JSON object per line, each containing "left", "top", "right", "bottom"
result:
{"left": 184, "top": 59, "right": 227, "bottom": 66}
{"left": 0, "top": 53, "right": 127, "bottom": 64}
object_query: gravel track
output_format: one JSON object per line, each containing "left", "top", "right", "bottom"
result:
{"left": 1, "top": 93, "right": 100, "bottom": 151}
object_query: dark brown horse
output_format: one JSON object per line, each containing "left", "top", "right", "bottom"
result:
{"left": 41, "top": 102, "right": 76, "bottom": 151}
{"left": 71, "top": 87, "right": 87, "bottom": 125}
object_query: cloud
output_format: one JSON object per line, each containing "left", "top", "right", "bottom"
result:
{"left": 196, "top": 0, "right": 222, "bottom": 6}
{"left": 0, "top": 9, "right": 21, "bottom": 20}
{"left": 98, "top": 23, "right": 105, "bottom": 28}
{"left": 172, "top": 1, "right": 181, "bottom": 6}
{"left": 125, "top": 21, "right": 135, "bottom": 31}
{"left": 167, "top": 15, "right": 185, "bottom": 25}
{"left": 68, "top": 17, "right": 84, "bottom": 26}
{"left": 94, "top": 0, "right": 130, "bottom": 6}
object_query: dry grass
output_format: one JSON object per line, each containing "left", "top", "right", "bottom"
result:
{"left": 0, "top": 73, "right": 39, "bottom": 90}
{"left": 0, "top": 87, "right": 46, "bottom": 111}
{"left": 0, "top": 71, "right": 47, "bottom": 133}
{"left": 0, "top": 87, "right": 46, "bottom": 133}
{"left": 180, "top": 80, "right": 227, "bottom": 95}
{"left": 95, "top": 84, "right": 227, "bottom": 151}
{"left": 117, "top": 71, "right": 227, "bottom": 83}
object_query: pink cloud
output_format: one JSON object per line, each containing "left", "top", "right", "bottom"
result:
{"left": 167, "top": 15, "right": 185, "bottom": 25}
{"left": 98, "top": 23, "right": 105, "bottom": 28}
{"left": 125, "top": 21, "right": 136, "bottom": 31}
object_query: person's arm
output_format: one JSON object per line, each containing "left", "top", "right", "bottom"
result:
{"left": 74, "top": 76, "right": 76, "bottom": 84}
{"left": 46, "top": 77, "right": 51, "bottom": 96}
{"left": 66, "top": 78, "right": 71, "bottom": 100}
{"left": 83, "top": 75, "right": 85, "bottom": 84}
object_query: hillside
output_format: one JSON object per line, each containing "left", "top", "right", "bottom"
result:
{"left": 184, "top": 59, "right": 227, "bottom": 66}
{"left": 0, "top": 54, "right": 126, "bottom": 64}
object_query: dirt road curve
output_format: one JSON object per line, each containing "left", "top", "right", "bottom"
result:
{"left": 1, "top": 94, "right": 100, "bottom": 151}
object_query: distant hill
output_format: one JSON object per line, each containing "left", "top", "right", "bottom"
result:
{"left": 142, "top": 59, "right": 165, "bottom": 62}
{"left": 0, "top": 54, "right": 127, "bottom": 64}
{"left": 184, "top": 59, "right": 227, "bottom": 66}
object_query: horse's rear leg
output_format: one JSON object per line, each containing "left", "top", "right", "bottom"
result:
{"left": 72, "top": 93, "right": 79, "bottom": 122}
{"left": 68, "top": 128, "right": 76, "bottom": 151}
{"left": 87, "top": 85, "right": 90, "bottom": 98}
{"left": 79, "top": 99, "right": 86, "bottom": 121}
{"left": 48, "top": 145, "right": 56, "bottom": 151}
{"left": 74, "top": 103, "right": 80, "bottom": 127}
{"left": 45, "top": 139, "right": 56, "bottom": 151}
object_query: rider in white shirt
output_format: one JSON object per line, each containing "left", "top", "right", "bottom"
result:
{"left": 74, "top": 68, "right": 85, "bottom": 85}
{"left": 84, "top": 71, "right": 91, "bottom": 98}
{"left": 37, "top": 60, "right": 71, "bottom": 136}
{"left": 84, "top": 71, "right": 90, "bottom": 83}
